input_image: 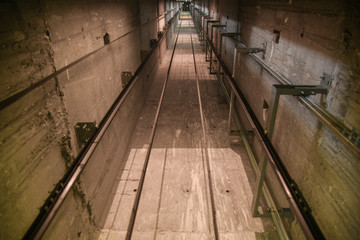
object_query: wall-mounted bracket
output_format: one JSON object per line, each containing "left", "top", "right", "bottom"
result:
{"left": 74, "top": 122, "right": 97, "bottom": 148}
{"left": 205, "top": 20, "right": 219, "bottom": 61}
{"left": 209, "top": 24, "right": 227, "bottom": 74}
{"left": 236, "top": 47, "right": 265, "bottom": 53}
{"left": 220, "top": 32, "right": 241, "bottom": 56}
{"left": 320, "top": 72, "right": 333, "bottom": 89}
{"left": 201, "top": 15, "right": 212, "bottom": 40}
{"left": 219, "top": 33, "right": 241, "bottom": 77}
{"left": 150, "top": 39, "right": 158, "bottom": 48}
{"left": 254, "top": 207, "right": 293, "bottom": 218}
{"left": 251, "top": 84, "right": 327, "bottom": 221}
{"left": 267, "top": 84, "right": 328, "bottom": 139}
{"left": 121, "top": 71, "right": 133, "bottom": 88}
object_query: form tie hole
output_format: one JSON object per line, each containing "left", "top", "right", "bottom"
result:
{"left": 300, "top": 27, "right": 305, "bottom": 38}
{"left": 104, "top": 32, "right": 110, "bottom": 45}
{"left": 226, "top": 190, "right": 230, "bottom": 193}
{"left": 273, "top": 30, "right": 280, "bottom": 44}
{"left": 133, "top": 189, "right": 137, "bottom": 192}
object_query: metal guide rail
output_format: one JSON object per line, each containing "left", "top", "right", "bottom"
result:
{"left": 188, "top": 21, "right": 220, "bottom": 240}
{"left": 192, "top": 6, "right": 325, "bottom": 240}
{"left": 128, "top": 16, "right": 221, "bottom": 240}
{"left": 125, "top": 19, "right": 185, "bottom": 240}
{"left": 23, "top": 11, "right": 180, "bottom": 240}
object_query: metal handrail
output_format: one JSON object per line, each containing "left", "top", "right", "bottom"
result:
{"left": 192, "top": 6, "right": 325, "bottom": 240}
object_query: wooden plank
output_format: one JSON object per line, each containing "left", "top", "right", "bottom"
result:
{"left": 132, "top": 148, "right": 167, "bottom": 236}
{"left": 102, "top": 148, "right": 147, "bottom": 234}
{"left": 155, "top": 148, "right": 213, "bottom": 238}
{"left": 208, "top": 148, "right": 265, "bottom": 236}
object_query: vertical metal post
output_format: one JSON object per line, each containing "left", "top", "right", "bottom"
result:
{"left": 210, "top": 23, "right": 214, "bottom": 70}
{"left": 232, "top": 46, "right": 237, "bottom": 78}
{"left": 251, "top": 155, "right": 268, "bottom": 217}
{"left": 268, "top": 87, "right": 281, "bottom": 140}
{"left": 228, "top": 90, "right": 235, "bottom": 134}
{"left": 251, "top": 89, "right": 280, "bottom": 218}
{"left": 251, "top": 86, "right": 280, "bottom": 217}
{"left": 219, "top": 34, "right": 224, "bottom": 78}
{"left": 251, "top": 86, "right": 280, "bottom": 218}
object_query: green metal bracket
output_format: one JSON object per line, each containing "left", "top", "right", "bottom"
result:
{"left": 74, "top": 122, "right": 97, "bottom": 148}
{"left": 121, "top": 71, "right": 133, "bottom": 88}
{"left": 205, "top": 20, "right": 219, "bottom": 62}
{"left": 267, "top": 85, "right": 328, "bottom": 139}
{"left": 254, "top": 207, "right": 293, "bottom": 218}
{"left": 236, "top": 47, "right": 265, "bottom": 53}
{"left": 251, "top": 84, "right": 327, "bottom": 220}
{"left": 209, "top": 24, "right": 226, "bottom": 75}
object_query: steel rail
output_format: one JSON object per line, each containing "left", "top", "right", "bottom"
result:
{"left": 22, "top": 11, "right": 179, "bottom": 240}
{"left": 188, "top": 22, "right": 220, "bottom": 240}
{"left": 191, "top": 7, "right": 325, "bottom": 240}
{"left": 125, "top": 20, "right": 183, "bottom": 240}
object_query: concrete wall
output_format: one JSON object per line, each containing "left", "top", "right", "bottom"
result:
{"left": 207, "top": 0, "right": 360, "bottom": 239}
{"left": 43, "top": 46, "right": 163, "bottom": 239}
{"left": 43, "top": 12, "right": 174, "bottom": 239}
{"left": 140, "top": 0, "right": 158, "bottom": 54}
{"left": 0, "top": 0, "right": 176, "bottom": 239}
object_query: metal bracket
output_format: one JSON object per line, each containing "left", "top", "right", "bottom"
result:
{"left": 209, "top": 24, "right": 227, "bottom": 74}
{"left": 212, "top": 24, "right": 226, "bottom": 29}
{"left": 251, "top": 84, "right": 327, "bottom": 220}
{"left": 205, "top": 20, "right": 219, "bottom": 61}
{"left": 320, "top": 72, "right": 333, "bottom": 89}
{"left": 236, "top": 47, "right": 265, "bottom": 53}
{"left": 267, "top": 84, "right": 328, "bottom": 139}
{"left": 150, "top": 39, "right": 158, "bottom": 48}
{"left": 219, "top": 33, "right": 241, "bottom": 77}
{"left": 74, "top": 122, "right": 97, "bottom": 148}
{"left": 231, "top": 46, "right": 265, "bottom": 77}
{"left": 254, "top": 207, "right": 293, "bottom": 218}
{"left": 121, "top": 71, "right": 133, "bottom": 88}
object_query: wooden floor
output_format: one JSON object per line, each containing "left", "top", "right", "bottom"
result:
{"left": 98, "top": 19, "right": 272, "bottom": 240}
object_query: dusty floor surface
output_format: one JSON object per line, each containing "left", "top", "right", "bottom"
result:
{"left": 98, "top": 18, "right": 273, "bottom": 240}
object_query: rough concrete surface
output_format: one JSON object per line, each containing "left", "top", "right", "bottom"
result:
{"left": 1, "top": 0, "right": 359, "bottom": 239}
{"left": 204, "top": 0, "right": 360, "bottom": 239}
{"left": 0, "top": 0, "right": 169, "bottom": 239}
